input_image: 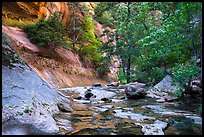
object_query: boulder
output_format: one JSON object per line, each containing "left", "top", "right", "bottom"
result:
{"left": 188, "top": 79, "right": 202, "bottom": 97}
{"left": 164, "top": 95, "right": 177, "bottom": 102}
{"left": 2, "top": 43, "right": 72, "bottom": 135}
{"left": 196, "top": 58, "right": 201, "bottom": 65}
{"left": 191, "top": 80, "right": 202, "bottom": 88}
{"left": 58, "top": 102, "right": 73, "bottom": 112}
{"left": 191, "top": 85, "right": 202, "bottom": 93}
{"left": 154, "top": 75, "right": 179, "bottom": 93}
{"left": 125, "top": 83, "right": 147, "bottom": 99}
{"left": 107, "top": 82, "right": 120, "bottom": 87}
{"left": 92, "top": 83, "right": 102, "bottom": 87}
{"left": 126, "top": 82, "right": 146, "bottom": 88}
{"left": 136, "top": 120, "right": 168, "bottom": 135}
{"left": 84, "top": 92, "right": 94, "bottom": 99}
{"left": 101, "top": 98, "right": 112, "bottom": 103}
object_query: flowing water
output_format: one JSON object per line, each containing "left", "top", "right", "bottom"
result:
{"left": 56, "top": 87, "right": 202, "bottom": 135}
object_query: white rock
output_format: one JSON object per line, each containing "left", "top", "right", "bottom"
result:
{"left": 137, "top": 120, "right": 168, "bottom": 135}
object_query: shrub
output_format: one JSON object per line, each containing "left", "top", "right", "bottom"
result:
{"left": 78, "top": 15, "right": 102, "bottom": 66}
{"left": 118, "top": 67, "right": 127, "bottom": 84}
{"left": 132, "top": 66, "right": 165, "bottom": 86}
{"left": 172, "top": 63, "right": 200, "bottom": 94}
{"left": 23, "top": 13, "right": 69, "bottom": 49}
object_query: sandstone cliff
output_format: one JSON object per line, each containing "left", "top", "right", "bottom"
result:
{"left": 2, "top": 2, "right": 119, "bottom": 88}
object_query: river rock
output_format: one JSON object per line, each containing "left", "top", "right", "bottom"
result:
{"left": 164, "top": 95, "right": 177, "bottom": 102}
{"left": 55, "top": 118, "right": 74, "bottom": 134}
{"left": 58, "top": 102, "right": 73, "bottom": 112}
{"left": 191, "top": 80, "right": 202, "bottom": 88}
{"left": 136, "top": 120, "right": 168, "bottom": 135}
{"left": 92, "top": 83, "right": 102, "bottom": 87}
{"left": 125, "top": 84, "right": 147, "bottom": 99}
{"left": 107, "top": 82, "right": 120, "bottom": 87}
{"left": 184, "top": 115, "right": 202, "bottom": 125}
{"left": 156, "top": 98, "right": 165, "bottom": 103}
{"left": 84, "top": 92, "right": 94, "bottom": 99}
{"left": 114, "top": 111, "right": 155, "bottom": 121}
{"left": 101, "top": 97, "right": 112, "bottom": 103}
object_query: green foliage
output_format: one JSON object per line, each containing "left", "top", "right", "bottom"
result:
{"left": 23, "top": 106, "right": 31, "bottom": 113}
{"left": 199, "top": 98, "right": 202, "bottom": 114}
{"left": 169, "top": 89, "right": 183, "bottom": 97}
{"left": 2, "top": 33, "right": 10, "bottom": 45}
{"left": 94, "top": 2, "right": 115, "bottom": 27}
{"left": 172, "top": 63, "right": 200, "bottom": 90}
{"left": 96, "top": 56, "right": 111, "bottom": 76}
{"left": 57, "top": 101, "right": 61, "bottom": 108}
{"left": 133, "top": 66, "right": 165, "bottom": 86}
{"left": 3, "top": 17, "right": 34, "bottom": 29}
{"left": 77, "top": 15, "right": 102, "bottom": 66}
{"left": 96, "top": 2, "right": 202, "bottom": 84}
{"left": 23, "top": 13, "right": 69, "bottom": 49}
{"left": 118, "top": 67, "right": 127, "bottom": 84}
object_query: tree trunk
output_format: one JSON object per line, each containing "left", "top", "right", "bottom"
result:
{"left": 126, "top": 2, "right": 131, "bottom": 83}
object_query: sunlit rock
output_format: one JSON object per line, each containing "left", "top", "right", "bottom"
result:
{"left": 136, "top": 120, "right": 168, "bottom": 135}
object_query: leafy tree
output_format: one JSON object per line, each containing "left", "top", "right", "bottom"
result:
{"left": 172, "top": 63, "right": 200, "bottom": 95}
{"left": 77, "top": 15, "right": 102, "bottom": 66}
{"left": 137, "top": 2, "right": 202, "bottom": 85}
{"left": 96, "top": 2, "right": 202, "bottom": 87}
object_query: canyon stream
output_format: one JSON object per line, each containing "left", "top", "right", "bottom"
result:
{"left": 55, "top": 86, "right": 202, "bottom": 135}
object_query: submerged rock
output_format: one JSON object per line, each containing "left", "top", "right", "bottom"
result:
{"left": 71, "top": 104, "right": 89, "bottom": 111}
{"left": 184, "top": 115, "right": 202, "bottom": 125}
{"left": 55, "top": 118, "right": 74, "bottom": 135}
{"left": 92, "top": 83, "right": 102, "bottom": 87}
{"left": 114, "top": 111, "right": 155, "bottom": 121}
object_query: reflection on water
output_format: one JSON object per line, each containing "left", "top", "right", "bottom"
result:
{"left": 56, "top": 88, "right": 202, "bottom": 135}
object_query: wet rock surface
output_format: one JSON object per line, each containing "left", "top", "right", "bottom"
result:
{"left": 154, "top": 75, "right": 179, "bottom": 93}
{"left": 2, "top": 42, "right": 72, "bottom": 135}
{"left": 125, "top": 85, "right": 147, "bottom": 99}
{"left": 57, "top": 85, "right": 202, "bottom": 135}
{"left": 136, "top": 120, "right": 168, "bottom": 135}
{"left": 2, "top": 64, "right": 62, "bottom": 135}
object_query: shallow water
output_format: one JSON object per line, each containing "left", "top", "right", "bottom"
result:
{"left": 56, "top": 87, "right": 202, "bottom": 135}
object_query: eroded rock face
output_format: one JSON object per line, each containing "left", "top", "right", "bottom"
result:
{"left": 2, "top": 2, "right": 39, "bottom": 21}
{"left": 2, "top": 2, "right": 118, "bottom": 86}
{"left": 2, "top": 26, "right": 108, "bottom": 88}
{"left": 38, "top": 2, "right": 73, "bottom": 27}
{"left": 2, "top": 40, "right": 72, "bottom": 135}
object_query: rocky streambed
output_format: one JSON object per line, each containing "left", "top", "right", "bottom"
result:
{"left": 55, "top": 85, "right": 202, "bottom": 135}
